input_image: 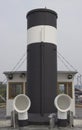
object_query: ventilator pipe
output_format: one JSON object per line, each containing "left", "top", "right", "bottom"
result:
{"left": 54, "top": 94, "right": 72, "bottom": 126}
{"left": 13, "top": 94, "right": 31, "bottom": 127}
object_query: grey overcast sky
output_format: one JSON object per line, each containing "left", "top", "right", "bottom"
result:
{"left": 0, "top": 0, "right": 82, "bottom": 82}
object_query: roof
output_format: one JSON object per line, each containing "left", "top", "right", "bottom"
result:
{"left": 3, "top": 70, "right": 77, "bottom": 75}
{"left": 58, "top": 70, "right": 77, "bottom": 75}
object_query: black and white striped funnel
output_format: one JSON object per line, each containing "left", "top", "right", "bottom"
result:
{"left": 26, "top": 8, "right": 58, "bottom": 124}
{"left": 27, "top": 8, "right": 57, "bottom": 44}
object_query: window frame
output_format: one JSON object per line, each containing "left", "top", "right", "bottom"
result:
{"left": 8, "top": 82, "right": 24, "bottom": 99}
{"left": 57, "top": 82, "right": 73, "bottom": 98}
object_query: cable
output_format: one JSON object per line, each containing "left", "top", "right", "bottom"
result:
{"left": 57, "top": 51, "right": 82, "bottom": 85}
{"left": 2, "top": 52, "right": 26, "bottom": 84}
{"left": 2, "top": 78, "right": 7, "bottom": 85}
{"left": 15, "top": 56, "right": 26, "bottom": 71}
{"left": 57, "top": 54, "right": 70, "bottom": 71}
{"left": 12, "top": 53, "right": 26, "bottom": 72}
{"left": 2, "top": 50, "right": 82, "bottom": 85}
{"left": 58, "top": 51, "right": 77, "bottom": 72}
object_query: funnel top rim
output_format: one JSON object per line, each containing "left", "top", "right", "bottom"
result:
{"left": 26, "top": 8, "right": 58, "bottom": 18}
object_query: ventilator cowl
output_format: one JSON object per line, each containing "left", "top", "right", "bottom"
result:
{"left": 13, "top": 94, "right": 31, "bottom": 127}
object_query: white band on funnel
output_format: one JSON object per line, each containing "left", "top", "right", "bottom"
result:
{"left": 27, "top": 25, "right": 57, "bottom": 44}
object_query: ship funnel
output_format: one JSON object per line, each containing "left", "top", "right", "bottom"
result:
{"left": 13, "top": 94, "right": 31, "bottom": 126}
{"left": 26, "top": 8, "right": 58, "bottom": 124}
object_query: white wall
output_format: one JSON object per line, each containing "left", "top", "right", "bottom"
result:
{"left": 6, "top": 73, "right": 26, "bottom": 116}
{"left": 57, "top": 72, "right": 76, "bottom": 116}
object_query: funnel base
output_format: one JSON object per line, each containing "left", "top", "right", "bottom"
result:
{"left": 18, "top": 119, "right": 28, "bottom": 127}
{"left": 28, "top": 113, "right": 50, "bottom": 125}
{"left": 57, "top": 119, "right": 68, "bottom": 127}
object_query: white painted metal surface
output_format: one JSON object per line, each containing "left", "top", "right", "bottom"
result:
{"left": 55, "top": 94, "right": 72, "bottom": 119}
{"left": 27, "top": 25, "right": 57, "bottom": 44}
{"left": 13, "top": 94, "right": 31, "bottom": 120}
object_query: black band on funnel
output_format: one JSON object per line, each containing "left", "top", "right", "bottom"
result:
{"left": 26, "top": 8, "right": 58, "bottom": 29}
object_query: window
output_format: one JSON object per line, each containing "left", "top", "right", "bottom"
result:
{"left": 57, "top": 82, "right": 72, "bottom": 98}
{"left": 8, "top": 82, "right": 24, "bottom": 99}
{"left": 58, "top": 83, "right": 67, "bottom": 94}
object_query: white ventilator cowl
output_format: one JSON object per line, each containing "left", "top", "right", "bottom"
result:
{"left": 13, "top": 94, "right": 31, "bottom": 120}
{"left": 54, "top": 94, "right": 71, "bottom": 119}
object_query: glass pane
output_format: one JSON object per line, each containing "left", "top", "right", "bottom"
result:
{"left": 15, "top": 84, "right": 23, "bottom": 96}
{"left": 58, "top": 83, "right": 66, "bottom": 94}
